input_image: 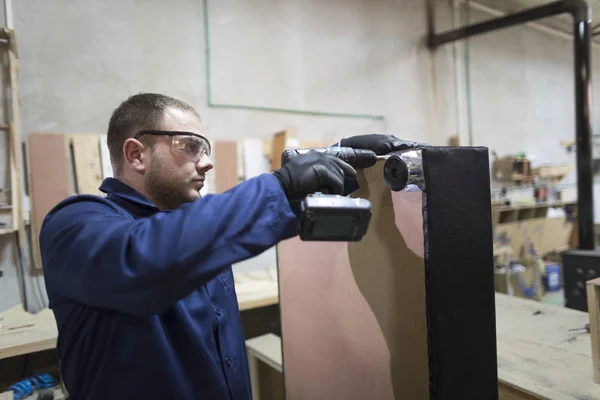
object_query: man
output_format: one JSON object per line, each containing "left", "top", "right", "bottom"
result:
{"left": 40, "top": 93, "right": 423, "bottom": 399}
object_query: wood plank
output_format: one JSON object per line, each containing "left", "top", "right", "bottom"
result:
{"left": 0, "top": 305, "right": 57, "bottom": 360}
{"left": 70, "top": 134, "right": 103, "bottom": 195}
{"left": 213, "top": 140, "right": 239, "bottom": 193}
{"left": 587, "top": 277, "right": 600, "bottom": 384}
{"left": 498, "top": 383, "right": 540, "bottom": 400}
{"left": 28, "top": 134, "right": 72, "bottom": 269}
{"left": 234, "top": 269, "right": 279, "bottom": 311}
{"left": 495, "top": 293, "right": 600, "bottom": 399}
{"left": 0, "top": 270, "right": 276, "bottom": 362}
{"left": 0, "top": 391, "right": 12, "bottom": 400}
{"left": 270, "top": 130, "right": 290, "bottom": 171}
{"left": 7, "top": 44, "right": 23, "bottom": 242}
{"left": 0, "top": 228, "right": 15, "bottom": 235}
{"left": 245, "top": 333, "right": 283, "bottom": 373}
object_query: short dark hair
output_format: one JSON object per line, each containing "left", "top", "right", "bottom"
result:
{"left": 107, "top": 93, "right": 201, "bottom": 175}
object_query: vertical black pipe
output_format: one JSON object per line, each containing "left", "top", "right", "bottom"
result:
{"left": 427, "top": 0, "right": 595, "bottom": 249}
{"left": 573, "top": 9, "right": 595, "bottom": 249}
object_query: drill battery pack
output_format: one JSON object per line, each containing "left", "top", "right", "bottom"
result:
{"left": 298, "top": 193, "right": 372, "bottom": 242}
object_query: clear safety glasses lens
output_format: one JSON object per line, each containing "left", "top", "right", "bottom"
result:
{"left": 172, "top": 135, "right": 211, "bottom": 162}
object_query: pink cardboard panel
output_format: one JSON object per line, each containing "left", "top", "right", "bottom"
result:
{"left": 277, "top": 162, "right": 430, "bottom": 400}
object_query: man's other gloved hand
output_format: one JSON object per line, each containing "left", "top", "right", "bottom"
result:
{"left": 340, "top": 133, "right": 430, "bottom": 155}
{"left": 272, "top": 150, "right": 356, "bottom": 201}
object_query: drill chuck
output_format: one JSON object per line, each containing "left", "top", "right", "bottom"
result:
{"left": 383, "top": 155, "right": 409, "bottom": 191}
{"left": 383, "top": 150, "right": 425, "bottom": 191}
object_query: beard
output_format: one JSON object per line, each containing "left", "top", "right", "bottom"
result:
{"left": 145, "top": 161, "right": 200, "bottom": 210}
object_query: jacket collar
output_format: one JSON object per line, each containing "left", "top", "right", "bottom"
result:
{"left": 99, "top": 178, "right": 159, "bottom": 211}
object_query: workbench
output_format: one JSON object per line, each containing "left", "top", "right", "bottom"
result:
{"left": 0, "top": 268, "right": 280, "bottom": 362}
{"left": 234, "top": 268, "right": 279, "bottom": 311}
{"left": 245, "top": 293, "right": 600, "bottom": 399}
{"left": 0, "top": 304, "right": 56, "bottom": 361}
{"left": 495, "top": 293, "right": 599, "bottom": 399}
{"left": 2, "top": 271, "right": 598, "bottom": 399}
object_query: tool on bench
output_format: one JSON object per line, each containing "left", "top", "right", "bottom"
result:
{"left": 281, "top": 146, "right": 423, "bottom": 242}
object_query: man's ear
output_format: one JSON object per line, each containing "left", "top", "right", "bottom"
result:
{"left": 123, "top": 138, "right": 148, "bottom": 173}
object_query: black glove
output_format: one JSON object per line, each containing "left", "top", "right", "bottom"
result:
{"left": 272, "top": 150, "right": 356, "bottom": 201}
{"left": 340, "top": 133, "right": 429, "bottom": 155}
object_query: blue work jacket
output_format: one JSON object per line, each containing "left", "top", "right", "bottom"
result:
{"left": 39, "top": 173, "right": 299, "bottom": 399}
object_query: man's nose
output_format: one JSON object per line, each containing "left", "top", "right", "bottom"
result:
{"left": 196, "top": 154, "right": 214, "bottom": 172}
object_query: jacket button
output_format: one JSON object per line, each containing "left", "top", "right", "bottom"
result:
{"left": 225, "top": 357, "right": 232, "bottom": 367}
{"left": 214, "top": 308, "right": 222, "bottom": 316}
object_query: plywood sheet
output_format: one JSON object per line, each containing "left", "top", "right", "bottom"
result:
{"left": 0, "top": 304, "right": 57, "bottom": 360}
{"left": 213, "top": 140, "right": 239, "bottom": 193}
{"left": 70, "top": 134, "right": 103, "bottom": 195}
{"left": 270, "top": 131, "right": 288, "bottom": 171}
{"left": 28, "top": 134, "right": 73, "bottom": 269}
{"left": 277, "top": 161, "right": 429, "bottom": 400}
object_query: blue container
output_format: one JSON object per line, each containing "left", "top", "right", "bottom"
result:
{"left": 544, "top": 263, "right": 561, "bottom": 292}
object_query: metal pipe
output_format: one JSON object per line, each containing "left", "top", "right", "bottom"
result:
{"left": 573, "top": 14, "right": 595, "bottom": 249}
{"left": 428, "top": 0, "right": 596, "bottom": 250}
{"left": 429, "top": 1, "right": 568, "bottom": 48}
{"left": 4, "top": 0, "right": 13, "bottom": 29}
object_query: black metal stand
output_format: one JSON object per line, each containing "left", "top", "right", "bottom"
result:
{"left": 427, "top": 0, "right": 595, "bottom": 250}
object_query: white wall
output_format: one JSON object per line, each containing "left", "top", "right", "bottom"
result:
{"left": 1, "top": 0, "right": 598, "bottom": 311}
{"left": 464, "top": 5, "right": 600, "bottom": 215}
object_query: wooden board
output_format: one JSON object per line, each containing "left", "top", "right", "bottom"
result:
{"left": 8, "top": 34, "right": 23, "bottom": 243}
{"left": 270, "top": 130, "right": 289, "bottom": 171}
{"left": 495, "top": 293, "right": 600, "bottom": 399}
{"left": 28, "top": 133, "right": 73, "bottom": 270}
{"left": 242, "top": 290, "right": 600, "bottom": 400}
{"left": 266, "top": 127, "right": 327, "bottom": 170}
{"left": 277, "top": 147, "right": 497, "bottom": 399}
{"left": 494, "top": 218, "right": 574, "bottom": 256}
{"left": 277, "top": 168, "right": 429, "bottom": 399}
{"left": 27, "top": 133, "right": 105, "bottom": 268}
{"left": 0, "top": 305, "right": 57, "bottom": 360}
{"left": 0, "top": 270, "right": 272, "bottom": 363}
{"left": 234, "top": 268, "right": 279, "bottom": 312}
{"left": 70, "top": 134, "right": 103, "bottom": 195}
{"left": 213, "top": 140, "right": 239, "bottom": 193}
{"left": 587, "top": 277, "right": 600, "bottom": 384}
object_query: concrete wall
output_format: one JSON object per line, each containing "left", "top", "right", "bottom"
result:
{"left": 0, "top": 0, "right": 598, "bottom": 311}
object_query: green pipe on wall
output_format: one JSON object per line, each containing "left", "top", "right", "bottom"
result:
{"left": 202, "top": 0, "right": 385, "bottom": 121}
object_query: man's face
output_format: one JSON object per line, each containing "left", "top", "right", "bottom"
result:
{"left": 143, "top": 108, "right": 214, "bottom": 210}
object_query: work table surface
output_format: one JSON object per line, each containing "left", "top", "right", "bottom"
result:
{"left": 0, "top": 268, "right": 280, "bottom": 360}
{"left": 495, "top": 293, "right": 598, "bottom": 399}
{"left": 0, "top": 304, "right": 57, "bottom": 360}
{"left": 1, "top": 273, "right": 598, "bottom": 399}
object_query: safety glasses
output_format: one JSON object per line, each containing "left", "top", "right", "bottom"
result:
{"left": 134, "top": 130, "right": 212, "bottom": 162}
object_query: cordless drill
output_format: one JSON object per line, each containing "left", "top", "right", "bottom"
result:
{"left": 281, "top": 147, "right": 389, "bottom": 169}
{"left": 280, "top": 147, "right": 387, "bottom": 242}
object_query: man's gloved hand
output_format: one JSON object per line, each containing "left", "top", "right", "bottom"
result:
{"left": 340, "top": 133, "right": 430, "bottom": 155}
{"left": 272, "top": 150, "right": 356, "bottom": 201}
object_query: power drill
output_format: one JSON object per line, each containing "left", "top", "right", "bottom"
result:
{"left": 281, "top": 147, "right": 389, "bottom": 169}
{"left": 280, "top": 147, "right": 388, "bottom": 242}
